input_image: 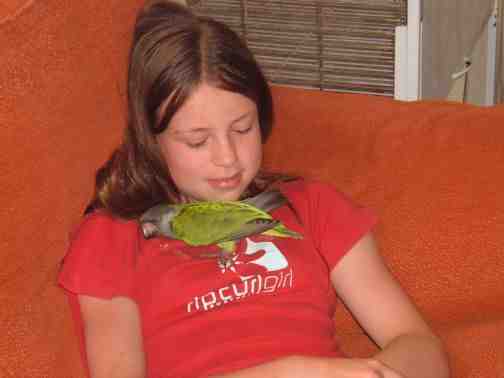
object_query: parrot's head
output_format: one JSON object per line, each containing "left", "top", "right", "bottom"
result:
{"left": 139, "top": 204, "right": 178, "bottom": 239}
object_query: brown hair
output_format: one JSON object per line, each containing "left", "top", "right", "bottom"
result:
{"left": 86, "top": 0, "right": 295, "bottom": 219}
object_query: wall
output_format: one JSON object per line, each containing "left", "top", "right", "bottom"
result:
{"left": 422, "top": 0, "right": 496, "bottom": 104}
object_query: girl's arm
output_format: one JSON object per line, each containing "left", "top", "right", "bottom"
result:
{"left": 216, "top": 232, "right": 449, "bottom": 378}
{"left": 216, "top": 232, "right": 450, "bottom": 378}
{"left": 329, "top": 232, "right": 450, "bottom": 378}
{"left": 78, "top": 295, "right": 146, "bottom": 378}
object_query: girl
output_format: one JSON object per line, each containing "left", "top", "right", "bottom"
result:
{"left": 59, "top": 1, "right": 450, "bottom": 377}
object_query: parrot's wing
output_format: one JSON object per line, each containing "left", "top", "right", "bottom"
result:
{"left": 216, "top": 219, "right": 280, "bottom": 243}
{"left": 242, "top": 189, "right": 287, "bottom": 213}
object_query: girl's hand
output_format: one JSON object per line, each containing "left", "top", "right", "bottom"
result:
{"left": 320, "top": 357, "right": 405, "bottom": 378}
{"left": 209, "top": 356, "right": 405, "bottom": 378}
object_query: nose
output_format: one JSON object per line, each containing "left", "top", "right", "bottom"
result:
{"left": 211, "top": 135, "right": 238, "bottom": 167}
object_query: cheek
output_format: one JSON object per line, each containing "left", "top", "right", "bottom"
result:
{"left": 160, "top": 142, "right": 202, "bottom": 178}
{"left": 251, "top": 140, "right": 263, "bottom": 167}
{"left": 246, "top": 132, "right": 263, "bottom": 166}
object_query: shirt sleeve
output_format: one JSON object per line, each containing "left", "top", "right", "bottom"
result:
{"left": 58, "top": 211, "right": 140, "bottom": 300}
{"left": 283, "top": 180, "right": 378, "bottom": 271}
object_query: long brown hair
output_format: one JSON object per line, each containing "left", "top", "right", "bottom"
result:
{"left": 86, "top": 0, "right": 296, "bottom": 219}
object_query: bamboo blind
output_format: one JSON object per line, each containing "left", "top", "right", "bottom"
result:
{"left": 188, "top": 0, "right": 407, "bottom": 96}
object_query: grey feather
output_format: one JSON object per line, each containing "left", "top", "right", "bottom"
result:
{"left": 242, "top": 189, "right": 287, "bottom": 213}
{"left": 139, "top": 204, "right": 178, "bottom": 239}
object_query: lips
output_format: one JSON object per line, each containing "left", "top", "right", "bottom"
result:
{"left": 207, "top": 172, "right": 242, "bottom": 189}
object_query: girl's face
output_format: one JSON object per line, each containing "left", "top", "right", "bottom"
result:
{"left": 157, "top": 83, "right": 262, "bottom": 202}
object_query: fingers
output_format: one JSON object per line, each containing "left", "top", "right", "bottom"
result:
{"left": 325, "top": 357, "right": 405, "bottom": 378}
{"left": 366, "top": 359, "right": 405, "bottom": 378}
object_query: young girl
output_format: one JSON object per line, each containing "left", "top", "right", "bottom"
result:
{"left": 58, "top": 1, "right": 450, "bottom": 377}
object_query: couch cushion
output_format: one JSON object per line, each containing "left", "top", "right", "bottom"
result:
{"left": 334, "top": 317, "right": 504, "bottom": 378}
{"left": 265, "top": 85, "right": 504, "bottom": 328}
{"left": 0, "top": 1, "right": 143, "bottom": 376}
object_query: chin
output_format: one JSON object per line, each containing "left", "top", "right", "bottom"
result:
{"left": 211, "top": 192, "right": 242, "bottom": 202}
{"left": 185, "top": 178, "right": 252, "bottom": 202}
{"left": 210, "top": 186, "right": 248, "bottom": 202}
{"left": 186, "top": 191, "right": 238, "bottom": 203}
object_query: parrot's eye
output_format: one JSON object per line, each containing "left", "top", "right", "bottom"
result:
{"left": 141, "top": 222, "right": 159, "bottom": 239}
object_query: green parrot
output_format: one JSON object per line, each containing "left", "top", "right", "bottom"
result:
{"left": 139, "top": 189, "right": 302, "bottom": 268}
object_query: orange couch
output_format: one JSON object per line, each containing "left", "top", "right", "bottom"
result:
{"left": 1, "top": 1, "right": 503, "bottom": 377}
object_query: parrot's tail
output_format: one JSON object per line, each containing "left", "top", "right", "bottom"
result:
{"left": 264, "top": 224, "right": 303, "bottom": 240}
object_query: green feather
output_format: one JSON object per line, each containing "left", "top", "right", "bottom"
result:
{"left": 140, "top": 190, "right": 302, "bottom": 248}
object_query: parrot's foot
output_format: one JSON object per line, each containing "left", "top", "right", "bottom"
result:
{"left": 218, "top": 251, "right": 238, "bottom": 273}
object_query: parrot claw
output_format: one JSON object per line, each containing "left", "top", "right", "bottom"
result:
{"left": 218, "top": 251, "right": 239, "bottom": 273}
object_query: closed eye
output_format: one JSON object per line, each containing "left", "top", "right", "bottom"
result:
{"left": 235, "top": 127, "right": 251, "bottom": 134}
{"left": 233, "top": 123, "right": 255, "bottom": 134}
{"left": 186, "top": 139, "right": 208, "bottom": 148}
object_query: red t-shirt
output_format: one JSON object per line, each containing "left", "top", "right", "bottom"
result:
{"left": 59, "top": 180, "right": 377, "bottom": 378}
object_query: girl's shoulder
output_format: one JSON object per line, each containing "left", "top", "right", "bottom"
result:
{"left": 64, "top": 210, "right": 141, "bottom": 262}
{"left": 69, "top": 210, "right": 139, "bottom": 242}
{"left": 59, "top": 210, "right": 141, "bottom": 299}
{"left": 278, "top": 179, "right": 377, "bottom": 269}
{"left": 278, "top": 178, "right": 377, "bottom": 228}
{"left": 278, "top": 178, "right": 353, "bottom": 206}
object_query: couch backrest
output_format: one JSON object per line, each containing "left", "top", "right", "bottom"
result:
{"left": 2, "top": 1, "right": 504, "bottom": 375}
{"left": 265, "top": 86, "right": 504, "bottom": 332}
{"left": 1, "top": 1, "right": 144, "bottom": 376}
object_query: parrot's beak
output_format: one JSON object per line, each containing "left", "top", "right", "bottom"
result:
{"left": 141, "top": 222, "right": 159, "bottom": 239}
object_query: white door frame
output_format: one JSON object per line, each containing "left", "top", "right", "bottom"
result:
{"left": 486, "top": 0, "right": 499, "bottom": 106}
{"left": 395, "top": 0, "right": 422, "bottom": 101}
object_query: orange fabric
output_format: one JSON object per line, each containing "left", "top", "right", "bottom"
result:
{"left": 1, "top": 1, "right": 503, "bottom": 376}
{"left": 266, "top": 86, "right": 504, "bottom": 323}
{"left": 266, "top": 86, "right": 504, "bottom": 376}
{"left": 1, "top": 1, "right": 143, "bottom": 377}
{"left": 0, "top": 1, "right": 33, "bottom": 23}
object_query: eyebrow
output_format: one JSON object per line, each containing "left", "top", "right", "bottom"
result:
{"left": 172, "top": 111, "right": 255, "bottom": 135}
